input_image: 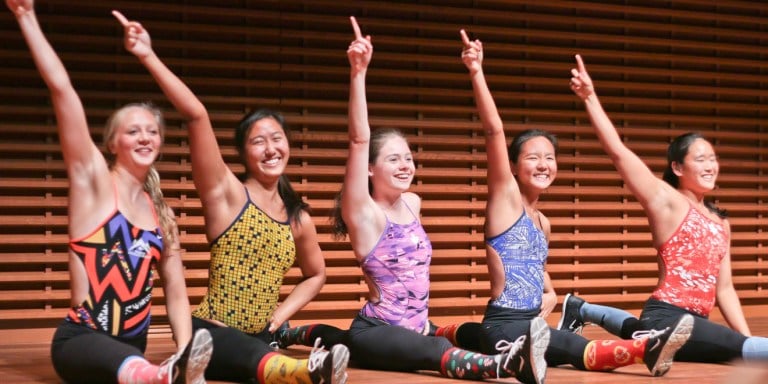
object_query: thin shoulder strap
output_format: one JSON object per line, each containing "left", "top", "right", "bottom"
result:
{"left": 401, "top": 198, "right": 419, "bottom": 221}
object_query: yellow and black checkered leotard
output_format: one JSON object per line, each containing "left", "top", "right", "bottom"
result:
{"left": 193, "top": 198, "right": 296, "bottom": 334}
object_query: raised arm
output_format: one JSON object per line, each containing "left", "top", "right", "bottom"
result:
{"left": 9, "top": 0, "right": 102, "bottom": 177}
{"left": 571, "top": 55, "right": 681, "bottom": 237}
{"left": 340, "top": 16, "right": 383, "bottom": 253}
{"left": 460, "top": 30, "right": 523, "bottom": 233}
{"left": 113, "top": 11, "right": 238, "bottom": 209}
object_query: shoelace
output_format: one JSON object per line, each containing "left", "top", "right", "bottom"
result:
{"left": 631, "top": 327, "right": 669, "bottom": 340}
{"left": 157, "top": 354, "right": 180, "bottom": 384}
{"left": 307, "top": 337, "right": 327, "bottom": 373}
{"left": 494, "top": 335, "right": 527, "bottom": 378}
{"left": 569, "top": 319, "right": 586, "bottom": 335}
{"left": 631, "top": 327, "right": 669, "bottom": 352}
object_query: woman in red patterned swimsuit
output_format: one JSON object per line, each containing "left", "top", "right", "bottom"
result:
{"left": 560, "top": 54, "right": 768, "bottom": 362}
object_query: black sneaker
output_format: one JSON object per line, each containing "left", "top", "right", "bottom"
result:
{"left": 160, "top": 328, "right": 213, "bottom": 384}
{"left": 557, "top": 293, "right": 585, "bottom": 333}
{"left": 308, "top": 337, "right": 349, "bottom": 384}
{"left": 270, "top": 320, "right": 291, "bottom": 350}
{"left": 499, "top": 316, "right": 550, "bottom": 384}
{"left": 636, "top": 314, "right": 694, "bottom": 376}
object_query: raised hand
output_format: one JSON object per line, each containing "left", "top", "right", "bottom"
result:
{"left": 347, "top": 16, "right": 372, "bottom": 74}
{"left": 6, "top": 0, "right": 32, "bottom": 17}
{"left": 570, "top": 54, "right": 594, "bottom": 100}
{"left": 460, "top": 29, "right": 483, "bottom": 74}
{"left": 112, "top": 10, "right": 153, "bottom": 59}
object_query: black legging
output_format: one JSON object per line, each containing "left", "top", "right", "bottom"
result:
{"left": 192, "top": 316, "right": 275, "bottom": 382}
{"left": 637, "top": 298, "right": 747, "bottom": 363}
{"left": 300, "top": 323, "right": 349, "bottom": 348}
{"left": 51, "top": 320, "right": 148, "bottom": 383}
{"left": 480, "top": 304, "right": 589, "bottom": 370}
{"left": 346, "top": 314, "right": 453, "bottom": 372}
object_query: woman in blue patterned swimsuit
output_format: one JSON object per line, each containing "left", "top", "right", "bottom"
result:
{"left": 459, "top": 30, "right": 694, "bottom": 381}
{"left": 8, "top": 1, "right": 213, "bottom": 383}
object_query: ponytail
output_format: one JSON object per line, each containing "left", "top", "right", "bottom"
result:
{"left": 330, "top": 188, "right": 347, "bottom": 239}
{"left": 143, "top": 165, "right": 178, "bottom": 249}
{"left": 278, "top": 174, "right": 310, "bottom": 224}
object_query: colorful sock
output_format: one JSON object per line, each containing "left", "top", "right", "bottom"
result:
{"left": 257, "top": 352, "right": 311, "bottom": 383}
{"left": 117, "top": 356, "right": 163, "bottom": 384}
{"left": 584, "top": 338, "right": 647, "bottom": 371}
{"left": 278, "top": 324, "right": 316, "bottom": 347}
{"left": 440, "top": 347, "right": 510, "bottom": 379}
{"left": 435, "top": 323, "right": 461, "bottom": 346}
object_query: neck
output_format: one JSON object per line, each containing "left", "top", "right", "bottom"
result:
{"left": 519, "top": 187, "right": 541, "bottom": 209}
{"left": 679, "top": 189, "right": 706, "bottom": 208}
{"left": 111, "top": 165, "right": 146, "bottom": 196}
{"left": 246, "top": 176, "right": 280, "bottom": 194}
{"left": 373, "top": 190, "right": 403, "bottom": 210}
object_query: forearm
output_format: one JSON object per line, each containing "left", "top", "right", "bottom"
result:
{"left": 469, "top": 69, "right": 503, "bottom": 136}
{"left": 164, "top": 284, "right": 193, "bottom": 351}
{"left": 139, "top": 53, "right": 208, "bottom": 122}
{"left": 718, "top": 287, "right": 751, "bottom": 336}
{"left": 270, "top": 274, "right": 324, "bottom": 327}
{"left": 15, "top": 11, "right": 74, "bottom": 95}
{"left": 543, "top": 271, "right": 556, "bottom": 295}
{"left": 348, "top": 70, "right": 370, "bottom": 143}
{"left": 582, "top": 94, "right": 625, "bottom": 157}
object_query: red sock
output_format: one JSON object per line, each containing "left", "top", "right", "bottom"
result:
{"left": 117, "top": 356, "right": 163, "bottom": 384}
{"left": 584, "top": 338, "right": 647, "bottom": 371}
{"left": 435, "top": 323, "right": 461, "bottom": 346}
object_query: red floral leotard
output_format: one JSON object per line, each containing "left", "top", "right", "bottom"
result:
{"left": 651, "top": 204, "right": 728, "bottom": 317}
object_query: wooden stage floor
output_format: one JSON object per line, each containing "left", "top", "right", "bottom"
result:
{"left": 3, "top": 317, "right": 768, "bottom": 383}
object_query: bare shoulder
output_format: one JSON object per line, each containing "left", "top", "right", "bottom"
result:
{"left": 402, "top": 192, "right": 422, "bottom": 212}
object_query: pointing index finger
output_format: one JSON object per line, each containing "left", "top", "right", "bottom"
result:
{"left": 460, "top": 29, "right": 471, "bottom": 47}
{"left": 111, "top": 10, "right": 130, "bottom": 27}
{"left": 575, "top": 54, "right": 586, "bottom": 73}
{"left": 350, "top": 16, "right": 362, "bottom": 39}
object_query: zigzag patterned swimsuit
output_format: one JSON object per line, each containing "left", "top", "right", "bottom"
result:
{"left": 67, "top": 187, "right": 162, "bottom": 338}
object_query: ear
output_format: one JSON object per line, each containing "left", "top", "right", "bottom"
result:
{"left": 368, "top": 164, "right": 374, "bottom": 177}
{"left": 671, "top": 161, "right": 683, "bottom": 177}
{"left": 107, "top": 140, "right": 117, "bottom": 155}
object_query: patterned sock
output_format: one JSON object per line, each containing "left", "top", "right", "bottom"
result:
{"left": 440, "top": 347, "right": 510, "bottom": 379}
{"left": 435, "top": 323, "right": 461, "bottom": 346}
{"left": 117, "top": 356, "right": 163, "bottom": 384}
{"left": 257, "top": 352, "right": 312, "bottom": 383}
{"left": 278, "top": 324, "right": 315, "bottom": 347}
{"left": 584, "top": 338, "right": 647, "bottom": 371}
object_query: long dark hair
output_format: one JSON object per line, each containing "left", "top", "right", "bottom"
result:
{"left": 235, "top": 108, "right": 309, "bottom": 224}
{"left": 661, "top": 132, "right": 727, "bottom": 218}
{"left": 331, "top": 128, "right": 408, "bottom": 239}
{"left": 508, "top": 128, "right": 559, "bottom": 165}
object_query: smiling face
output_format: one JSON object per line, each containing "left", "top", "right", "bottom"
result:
{"left": 673, "top": 138, "right": 719, "bottom": 193}
{"left": 369, "top": 134, "right": 415, "bottom": 196}
{"left": 106, "top": 105, "right": 163, "bottom": 170}
{"left": 242, "top": 116, "right": 290, "bottom": 182}
{"left": 512, "top": 135, "right": 557, "bottom": 192}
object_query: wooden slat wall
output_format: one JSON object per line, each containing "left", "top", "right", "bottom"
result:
{"left": 0, "top": 0, "right": 766, "bottom": 329}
